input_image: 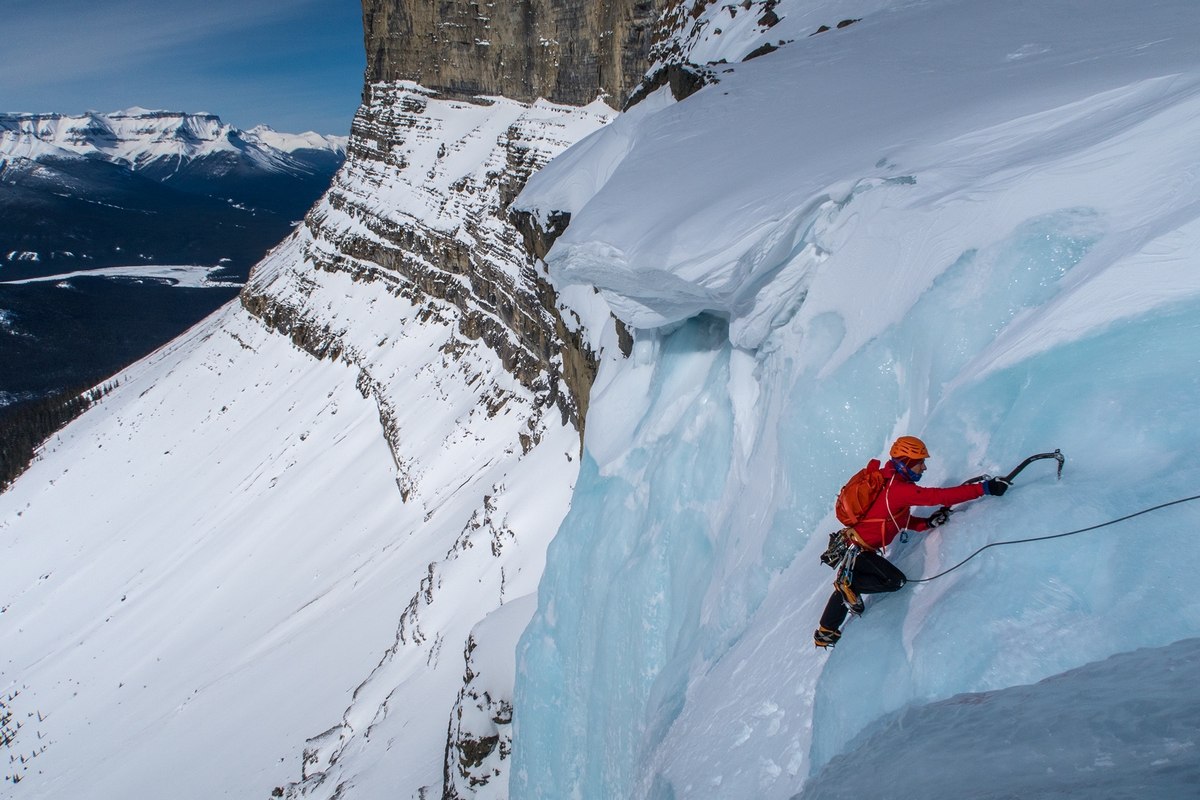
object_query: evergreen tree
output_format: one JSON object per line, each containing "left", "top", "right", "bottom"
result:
{"left": 0, "top": 380, "right": 117, "bottom": 491}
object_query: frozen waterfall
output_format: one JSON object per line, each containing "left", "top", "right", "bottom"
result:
{"left": 509, "top": 0, "right": 1200, "bottom": 796}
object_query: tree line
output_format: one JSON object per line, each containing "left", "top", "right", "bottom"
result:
{"left": 0, "top": 380, "right": 118, "bottom": 492}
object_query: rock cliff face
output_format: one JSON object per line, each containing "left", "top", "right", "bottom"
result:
{"left": 441, "top": 596, "right": 537, "bottom": 800}
{"left": 241, "top": 86, "right": 615, "bottom": 451}
{"left": 361, "top": 0, "right": 669, "bottom": 107}
{"left": 245, "top": 1, "right": 678, "bottom": 442}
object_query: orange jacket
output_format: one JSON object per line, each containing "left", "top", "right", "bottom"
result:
{"left": 852, "top": 461, "right": 984, "bottom": 551}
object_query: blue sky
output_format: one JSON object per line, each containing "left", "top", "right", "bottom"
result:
{"left": 1, "top": 0, "right": 365, "bottom": 135}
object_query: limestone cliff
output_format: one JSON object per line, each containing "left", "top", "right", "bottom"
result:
{"left": 241, "top": 89, "right": 614, "bottom": 800}
{"left": 242, "top": 86, "right": 615, "bottom": 453}
{"left": 361, "top": 0, "right": 668, "bottom": 107}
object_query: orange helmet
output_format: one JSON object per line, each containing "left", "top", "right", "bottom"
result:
{"left": 890, "top": 436, "right": 930, "bottom": 460}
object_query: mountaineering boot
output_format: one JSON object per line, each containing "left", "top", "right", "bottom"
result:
{"left": 834, "top": 570, "right": 864, "bottom": 615}
{"left": 814, "top": 626, "right": 841, "bottom": 648}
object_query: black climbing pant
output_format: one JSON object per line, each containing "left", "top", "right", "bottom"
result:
{"left": 819, "top": 550, "right": 907, "bottom": 631}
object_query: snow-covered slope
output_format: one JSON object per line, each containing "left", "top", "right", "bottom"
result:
{"left": 242, "top": 84, "right": 618, "bottom": 436}
{"left": 0, "top": 108, "right": 346, "bottom": 176}
{"left": 245, "top": 124, "right": 351, "bottom": 157}
{"left": 1, "top": 304, "right": 409, "bottom": 793}
{"left": 0, "top": 289, "right": 580, "bottom": 796}
{"left": 236, "top": 87, "right": 616, "bottom": 799}
{"left": 1, "top": 81, "right": 614, "bottom": 798}
{"left": 510, "top": 0, "right": 1200, "bottom": 797}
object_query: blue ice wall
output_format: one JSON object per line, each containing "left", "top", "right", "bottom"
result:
{"left": 512, "top": 206, "right": 1200, "bottom": 798}
{"left": 801, "top": 638, "right": 1200, "bottom": 799}
{"left": 513, "top": 315, "right": 735, "bottom": 799}
{"left": 807, "top": 298, "right": 1200, "bottom": 770}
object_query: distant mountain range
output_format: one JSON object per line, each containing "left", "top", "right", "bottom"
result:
{"left": 0, "top": 108, "right": 346, "bottom": 408}
{"left": 0, "top": 108, "right": 347, "bottom": 280}
{"left": 0, "top": 107, "right": 346, "bottom": 172}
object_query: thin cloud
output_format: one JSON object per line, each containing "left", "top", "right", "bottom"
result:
{"left": 1, "top": 0, "right": 326, "bottom": 88}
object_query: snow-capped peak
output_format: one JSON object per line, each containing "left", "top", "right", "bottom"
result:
{"left": 0, "top": 109, "right": 346, "bottom": 176}
{"left": 245, "top": 124, "right": 348, "bottom": 156}
{"left": 111, "top": 106, "right": 171, "bottom": 117}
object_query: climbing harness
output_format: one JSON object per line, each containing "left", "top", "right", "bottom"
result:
{"left": 820, "top": 526, "right": 876, "bottom": 567}
{"left": 909, "top": 492, "right": 1200, "bottom": 583}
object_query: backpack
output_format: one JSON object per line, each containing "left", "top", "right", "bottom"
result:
{"left": 835, "top": 459, "right": 886, "bottom": 528}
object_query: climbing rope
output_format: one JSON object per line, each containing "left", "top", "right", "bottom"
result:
{"left": 909, "top": 493, "right": 1200, "bottom": 583}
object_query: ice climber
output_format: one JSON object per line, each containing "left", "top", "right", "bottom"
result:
{"left": 813, "top": 436, "right": 1008, "bottom": 648}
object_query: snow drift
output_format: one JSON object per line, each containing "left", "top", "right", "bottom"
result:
{"left": 799, "top": 637, "right": 1200, "bottom": 799}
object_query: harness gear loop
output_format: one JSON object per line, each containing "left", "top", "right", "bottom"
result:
{"left": 821, "top": 528, "right": 878, "bottom": 568}
{"left": 820, "top": 529, "right": 850, "bottom": 568}
{"left": 834, "top": 545, "right": 864, "bottom": 614}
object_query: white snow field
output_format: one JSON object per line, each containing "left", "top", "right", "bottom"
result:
{"left": 0, "top": 238, "right": 583, "bottom": 800}
{"left": 512, "top": 0, "right": 1200, "bottom": 797}
{"left": 0, "top": 303, "right": 408, "bottom": 794}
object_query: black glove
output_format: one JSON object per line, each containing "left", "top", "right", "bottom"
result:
{"left": 984, "top": 478, "right": 1009, "bottom": 496}
{"left": 927, "top": 507, "right": 952, "bottom": 528}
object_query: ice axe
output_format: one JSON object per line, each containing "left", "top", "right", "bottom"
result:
{"left": 964, "top": 449, "right": 1065, "bottom": 487}
{"left": 932, "top": 449, "right": 1065, "bottom": 522}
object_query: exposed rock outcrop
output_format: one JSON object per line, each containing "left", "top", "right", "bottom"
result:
{"left": 622, "top": 62, "right": 713, "bottom": 110}
{"left": 242, "top": 85, "right": 615, "bottom": 440}
{"left": 361, "top": 0, "right": 671, "bottom": 108}
{"left": 640, "top": 0, "right": 788, "bottom": 82}
{"left": 508, "top": 209, "right": 572, "bottom": 263}
{"left": 441, "top": 595, "right": 536, "bottom": 800}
